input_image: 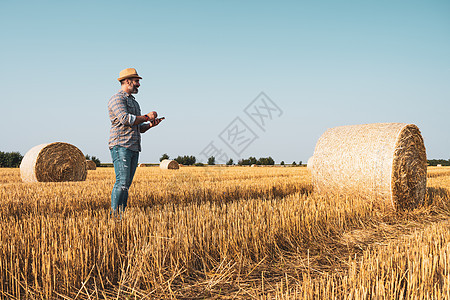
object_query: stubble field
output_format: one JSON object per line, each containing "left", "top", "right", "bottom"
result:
{"left": 0, "top": 166, "right": 449, "bottom": 299}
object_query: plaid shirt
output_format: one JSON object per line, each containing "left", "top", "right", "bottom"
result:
{"left": 108, "top": 90, "right": 142, "bottom": 152}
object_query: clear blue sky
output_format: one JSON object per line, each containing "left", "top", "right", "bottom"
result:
{"left": 1, "top": 0, "right": 449, "bottom": 163}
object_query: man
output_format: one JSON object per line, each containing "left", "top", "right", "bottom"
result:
{"left": 108, "top": 68, "right": 163, "bottom": 215}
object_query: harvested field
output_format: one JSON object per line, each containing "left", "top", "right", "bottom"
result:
{"left": 427, "top": 165, "right": 450, "bottom": 178}
{"left": 0, "top": 166, "right": 449, "bottom": 299}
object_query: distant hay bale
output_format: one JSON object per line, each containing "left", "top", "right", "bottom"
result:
{"left": 160, "top": 159, "right": 179, "bottom": 170}
{"left": 86, "top": 160, "right": 97, "bottom": 170}
{"left": 311, "top": 123, "right": 427, "bottom": 210}
{"left": 20, "top": 142, "right": 87, "bottom": 183}
{"left": 138, "top": 163, "right": 145, "bottom": 167}
{"left": 437, "top": 164, "right": 442, "bottom": 167}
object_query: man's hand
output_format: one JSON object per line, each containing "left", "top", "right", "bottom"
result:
{"left": 150, "top": 117, "right": 164, "bottom": 128}
{"left": 147, "top": 111, "right": 157, "bottom": 121}
{"left": 140, "top": 117, "right": 164, "bottom": 133}
{"left": 135, "top": 111, "right": 159, "bottom": 126}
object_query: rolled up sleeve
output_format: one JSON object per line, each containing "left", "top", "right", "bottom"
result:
{"left": 128, "top": 114, "right": 136, "bottom": 126}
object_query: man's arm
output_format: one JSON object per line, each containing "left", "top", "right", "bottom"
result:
{"left": 140, "top": 117, "right": 164, "bottom": 133}
{"left": 133, "top": 115, "right": 151, "bottom": 126}
{"left": 140, "top": 123, "right": 151, "bottom": 133}
{"left": 133, "top": 111, "right": 158, "bottom": 126}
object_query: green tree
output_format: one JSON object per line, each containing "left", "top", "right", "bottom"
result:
{"left": 258, "top": 157, "right": 274, "bottom": 165}
{"left": 238, "top": 156, "right": 260, "bottom": 166}
{"left": 226, "top": 158, "right": 234, "bottom": 166}
{"left": 280, "top": 161, "right": 285, "bottom": 166}
{"left": 207, "top": 156, "right": 215, "bottom": 165}
{"left": 292, "top": 161, "right": 297, "bottom": 166}
{"left": 0, "top": 152, "right": 7, "bottom": 167}
{"left": 238, "top": 158, "right": 250, "bottom": 166}
{"left": 174, "top": 155, "right": 196, "bottom": 165}
{"left": 160, "top": 153, "right": 170, "bottom": 162}
{"left": 0, "top": 151, "right": 23, "bottom": 168}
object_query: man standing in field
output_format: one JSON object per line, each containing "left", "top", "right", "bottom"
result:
{"left": 108, "top": 68, "right": 163, "bottom": 215}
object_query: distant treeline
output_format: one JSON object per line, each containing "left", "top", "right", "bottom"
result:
{"left": 160, "top": 153, "right": 280, "bottom": 166}
{"left": 428, "top": 159, "right": 450, "bottom": 166}
{"left": 0, "top": 152, "right": 23, "bottom": 168}
{"left": 238, "top": 156, "right": 275, "bottom": 166}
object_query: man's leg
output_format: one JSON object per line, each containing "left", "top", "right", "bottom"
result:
{"left": 110, "top": 146, "right": 135, "bottom": 214}
{"left": 122, "top": 150, "right": 139, "bottom": 209}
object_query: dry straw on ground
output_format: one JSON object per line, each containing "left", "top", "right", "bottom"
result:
{"left": 86, "top": 160, "right": 96, "bottom": 170}
{"left": 310, "top": 123, "right": 427, "bottom": 209}
{"left": 20, "top": 142, "right": 87, "bottom": 183}
{"left": 160, "top": 159, "right": 180, "bottom": 170}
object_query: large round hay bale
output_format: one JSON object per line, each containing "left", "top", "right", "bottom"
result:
{"left": 311, "top": 123, "right": 427, "bottom": 209}
{"left": 20, "top": 142, "right": 87, "bottom": 183}
{"left": 86, "top": 160, "right": 97, "bottom": 170}
{"left": 307, "top": 156, "right": 314, "bottom": 170}
{"left": 160, "top": 159, "right": 179, "bottom": 170}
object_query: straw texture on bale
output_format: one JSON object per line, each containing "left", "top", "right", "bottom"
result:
{"left": 307, "top": 156, "right": 314, "bottom": 170}
{"left": 311, "top": 123, "right": 427, "bottom": 209}
{"left": 160, "top": 159, "right": 179, "bottom": 170}
{"left": 20, "top": 142, "right": 87, "bottom": 183}
{"left": 86, "top": 160, "right": 97, "bottom": 170}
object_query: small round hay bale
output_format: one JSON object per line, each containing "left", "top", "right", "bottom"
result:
{"left": 20, "top": 142, "right": 87, "bottom": 183}
{"left": 86, "top": 160, "right": 97, "bottom": 170}
{"left": 138, "top": 163, "right": 145, "bottom": 167}
{"left": 311, "top": 123, "right": 427, "bottom": 210}
{"left": 160, "top": 159, "right": 179, "bottom": 170}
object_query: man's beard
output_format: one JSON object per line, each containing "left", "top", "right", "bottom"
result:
{"left": 131, "top": 86, "right": 139, "bottom": 94}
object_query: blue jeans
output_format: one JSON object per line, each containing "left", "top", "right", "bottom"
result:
{"left": 110, "top": 146, "right": 139, "bottom": 213}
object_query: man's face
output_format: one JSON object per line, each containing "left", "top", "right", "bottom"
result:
{"left": 127, "top": 78, "right": 140, "bottom": 94}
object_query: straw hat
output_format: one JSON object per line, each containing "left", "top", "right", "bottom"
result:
{"left": 117, "top": 68, "right": 142, "bottom": 81}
